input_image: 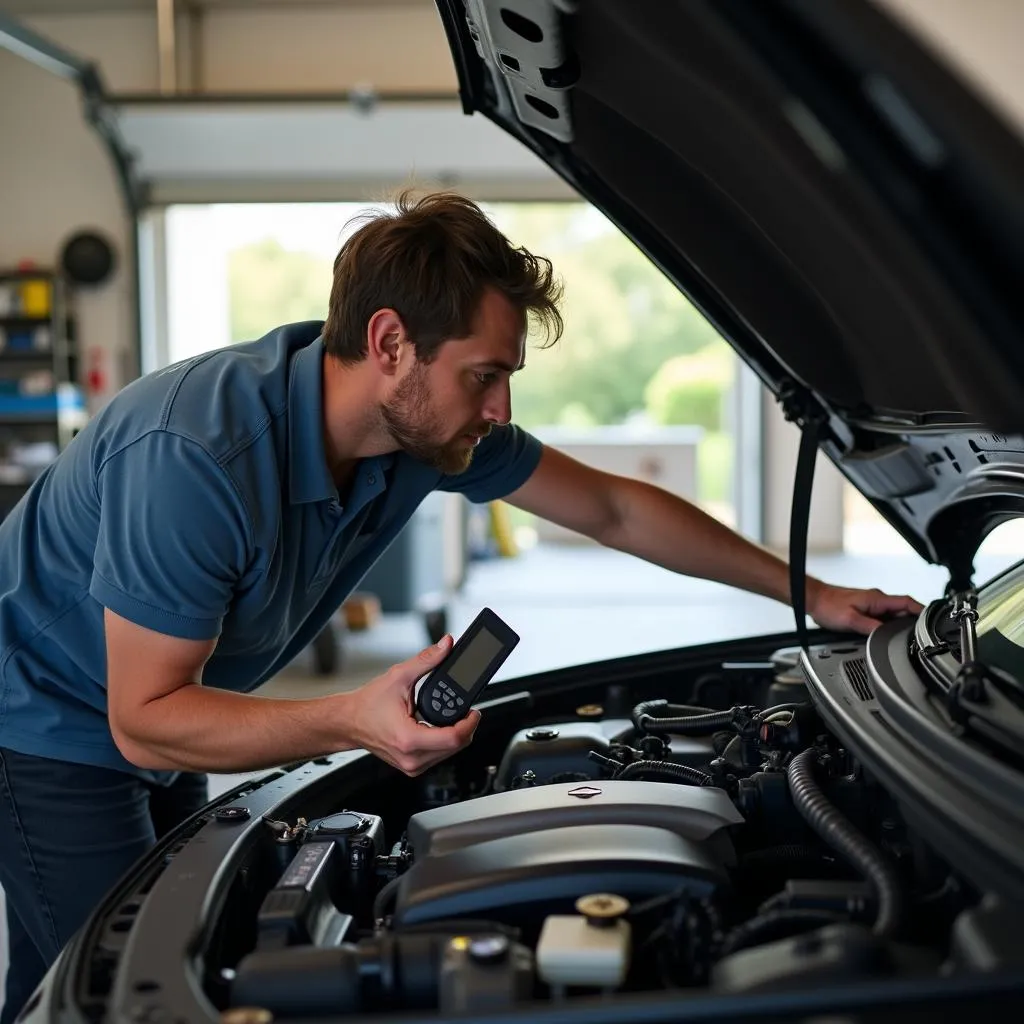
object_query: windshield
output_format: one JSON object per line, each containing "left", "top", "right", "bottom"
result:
{"left": 975, "top": 559, "right": 1024, "bottom": 682}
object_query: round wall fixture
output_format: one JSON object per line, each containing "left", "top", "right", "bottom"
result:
{"left": 61, "top": 230, "right": 116, "bottom": 286}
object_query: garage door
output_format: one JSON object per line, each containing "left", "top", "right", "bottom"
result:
{"left": 113, "top": 95, "right": 572, "bottom": 206}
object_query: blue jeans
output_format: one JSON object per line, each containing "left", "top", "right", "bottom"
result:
{"left": 0, "top": 748, "right": 208, "bottom": 1024}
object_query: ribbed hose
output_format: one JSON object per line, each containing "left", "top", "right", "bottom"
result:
{"left": 631, "top": 699, "right": 716, "bottom": 730}
{"left": 636, "top": 707, "right": 736, "bottom": 735}
{"left": 614, "top": 759, "right": 713, "bottom": 787}
{"left": 786, "top": 748, "right": 903, "bottom": 937}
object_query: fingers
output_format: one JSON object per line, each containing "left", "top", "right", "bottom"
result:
{"left": 862, "top": 590, "right": 924, "bottom": 618}
{"left": 391, "top": 634, "right": 454, "bottom": 690}
{"left": 390, "top": 709, "right": 481, "bottom": 776}
{"left": 382, "top": 635, "right": 455, "bottom": 714}
{"left": 407, "top": 708, "right": 481, "bottom": 753}
{"left": 885, "top": 593, "right": 924, "bottom": 615}
{"left": 846, "top": 611, "right": 884, "bottom": 635}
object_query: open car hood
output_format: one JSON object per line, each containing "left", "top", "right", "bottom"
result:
{"left": 436, "top": 0, "right": 1024, "bottom": 590}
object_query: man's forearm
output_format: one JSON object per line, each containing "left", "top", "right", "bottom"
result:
{"left": 112, "top": 684, "right": 357, "bottom": 774}
{"left": 601, "top": 477, "right": 820, "bottom": 607}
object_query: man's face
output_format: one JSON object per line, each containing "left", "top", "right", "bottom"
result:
{"left": 381, "top": 289, "right": 526, "bottom": 474}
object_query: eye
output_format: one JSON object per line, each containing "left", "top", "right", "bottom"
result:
{"left": 474, "top": 371, "right": 498, "bottom": 386}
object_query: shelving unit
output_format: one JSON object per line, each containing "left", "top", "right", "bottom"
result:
{"left": 0, "top": 267, "right": 87, "bottom": 521}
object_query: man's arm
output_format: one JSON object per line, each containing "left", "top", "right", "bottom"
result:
{"left": 505, "top": 446, "right": 922, "bottom": 633}
{"left": 105, "top": 611, "right": 478, "bottom": 776}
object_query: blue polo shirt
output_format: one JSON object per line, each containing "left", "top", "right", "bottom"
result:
{"left": 0, "top": 322, "right": 542, "bottom": 783}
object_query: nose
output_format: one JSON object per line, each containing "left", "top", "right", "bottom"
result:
{"left": 483, "top": 380, "right": 512, "bottom": 426}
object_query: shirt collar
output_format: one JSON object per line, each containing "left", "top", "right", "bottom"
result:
{"left": 288, "top": 337, "right": 336, "bottom": 505}
{"left": 287, "top": 336, "right": 396, "bottom": 506}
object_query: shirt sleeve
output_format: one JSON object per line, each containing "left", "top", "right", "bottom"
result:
{"left": 436, "top": 424, "right": 543, "bottom": 503}
{"left": 89, "top": 431, "right": 252, "bottom": 641}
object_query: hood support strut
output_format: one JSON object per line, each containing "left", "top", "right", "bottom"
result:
{"left": 783, "top": 381, "right": 830, "bottom": 650}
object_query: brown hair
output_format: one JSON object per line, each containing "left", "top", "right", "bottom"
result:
{"left": 321, "top": 190, "right": 563, "bottom": 363}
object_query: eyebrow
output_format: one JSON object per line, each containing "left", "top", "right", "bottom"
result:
{"left": 479, "top": 360, "right": 525, "bottom": 374}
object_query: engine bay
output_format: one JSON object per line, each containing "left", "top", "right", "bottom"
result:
{"left": 44, "top": 632, "right": 1024, "bottom": 1024}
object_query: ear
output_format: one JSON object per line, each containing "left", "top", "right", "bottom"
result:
{"left": 366, "top": 308, "right": 410, "bottom": 376}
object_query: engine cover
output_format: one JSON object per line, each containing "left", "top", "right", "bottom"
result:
{"left": 393, "top": 823, "right": 726, "bottom": 928}
{"left": 407, "top": 779, "right": 743, "bottom": 864}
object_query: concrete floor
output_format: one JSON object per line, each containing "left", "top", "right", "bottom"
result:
{"left": 2, "top": 540, "right": 1021, "bottom": 1010}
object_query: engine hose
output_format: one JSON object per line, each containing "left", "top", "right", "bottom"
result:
{"left": 372, "top": 874, "right": 404, "bottom": 923}
{"left": 638, "top": 709, "right": 736, "bottom": 734}
{"left": 614, "top": 759, "right": 713, "bottom": 786}
{"left": 631, "top": 699, "right": 716, "bottom": 730}
{"left": 719, "top": 909, "right": 841, "bottom": 957}
{"left": 787, "top": 747, "right": 903, "bottom": 938}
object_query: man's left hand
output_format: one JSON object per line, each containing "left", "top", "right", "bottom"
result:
{"left": 807, "top": 581, "right": 924, "bottom": 635}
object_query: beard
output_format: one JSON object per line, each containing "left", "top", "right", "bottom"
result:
{"left": 380, "top": 362, "right": 477, "bottom": 475}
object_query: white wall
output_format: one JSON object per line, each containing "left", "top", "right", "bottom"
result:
{"left": 199, "top": 5, "right": 456, "bottom": 93}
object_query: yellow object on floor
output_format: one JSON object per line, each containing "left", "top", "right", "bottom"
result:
{"left": 489, "top": 500, "right": 518, "bottom": 558}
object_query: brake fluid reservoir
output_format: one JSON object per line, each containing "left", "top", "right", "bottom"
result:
{"left": 536, "top": 894, "right": 632, "bottom": 989}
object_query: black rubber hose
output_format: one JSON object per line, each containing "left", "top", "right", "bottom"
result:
{"left": 614, "top": 759, "right": 713, "bottom": 786}
{"left": 372, "top": 874, "right": 404, "bottom": 923}
{"left": 632, "top": 699, "right": 716, "bottom": 730}
{"left": 719, "top": 909, "right": 840, "bottom": 957}
{"left": 786, "top": 748, "right": 903, "bottom": 937}
{"left": 636, "top": 706, "right": 736, "bottom": 735}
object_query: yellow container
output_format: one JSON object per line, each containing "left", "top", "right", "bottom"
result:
{"left": 20, "top": 279, "right": 52, "bottom": 317}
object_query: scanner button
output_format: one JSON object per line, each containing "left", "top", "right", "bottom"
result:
{"left": 456, "top": 697, "right": 464, "bottom": 706}
{"left": 445, "top": 697, "right": 455, "bottom": 708}
{"left": 442, "top": 707, "right": 457, "bottom": 718}
{"left": 431, "top": 699, "right": 442, "bottom": 711}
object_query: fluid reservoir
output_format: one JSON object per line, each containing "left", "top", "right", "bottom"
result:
{"left": 536, "top": 893, "right": 632, "bottom": 989}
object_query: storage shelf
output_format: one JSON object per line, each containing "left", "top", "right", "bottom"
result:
{"left": 0, "top": 351, "right": 55, "bottom": 362}
{"left": 0, "top": 267, "right": 82, "bottom": 524}
{"left": 0, "top": 269, "right": 55, "bottom": 282}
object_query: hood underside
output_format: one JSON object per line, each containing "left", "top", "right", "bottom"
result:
{"left": 438, "top": 0, "right": 1024, "bottom": 587}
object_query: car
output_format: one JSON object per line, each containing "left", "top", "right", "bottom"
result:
{"left": 17, "top": 1, "right": 1024, "bottom": 1021}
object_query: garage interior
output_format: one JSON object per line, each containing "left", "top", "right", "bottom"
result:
{"left": 1, "top": 0, "right": 1023, "bottom": 1006}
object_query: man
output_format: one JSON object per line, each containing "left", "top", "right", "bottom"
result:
{"left": 0, "top": 191, "right": 921, "bottom": 1020}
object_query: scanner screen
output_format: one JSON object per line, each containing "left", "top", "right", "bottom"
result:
{"left": 449, "top": 628, "right": 504, "bottom": 689}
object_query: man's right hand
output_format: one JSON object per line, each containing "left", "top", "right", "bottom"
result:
{"left": 343, "top": 634, "right": 482, "bottom": 777}
{"left": 106, "top": 610, "right": 479, "bottom": 775}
